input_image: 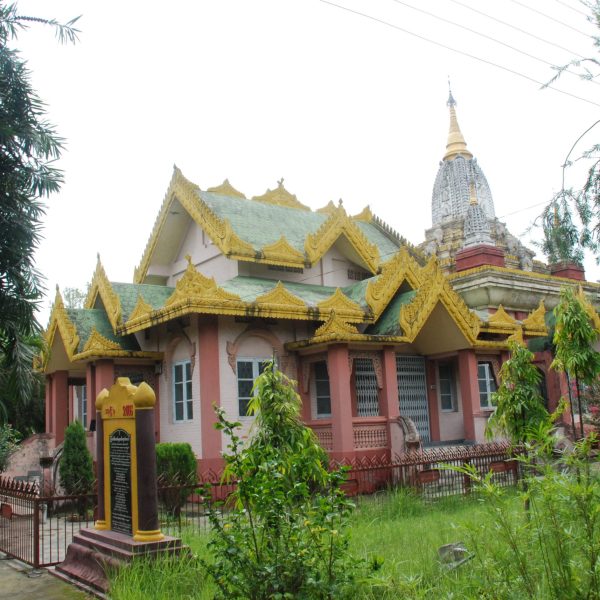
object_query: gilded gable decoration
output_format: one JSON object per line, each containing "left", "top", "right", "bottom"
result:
{"left": 251, "top": 178, "right": 311, "bottom": 211}
{"left": 365, "top": 247, "right": 421, "bottom": 318}
{"left": 353, "top": 206, "right": 373, "bottom": 223}
{"left": 46, "top": 286, "right": 80, "bottom": 361}
{"left": 255, "top": 281, "right": 307, "bottom": 310}
{"left": 206, "top": 179, "right": 247, "bottom": 199}
{"left": 316, "top": 288, "right": 364, "bottom": 322}
{"left": 487, "top": 305, "right": 517, "bottom": 329}
{"left": 86, "top": 254, "right": 122, "bottom": 329}
{"left": 127, "top": 294, "right": 154, "bottom": 324}
{"left": 508, "top": 327, "right": 525, "bottom": 346}
{"left": 576, "top": 286, "right": 600, "bottom": 331}
{"left": 314, "top": 311, "right": 360, "bottom": 338}
{"left": 316, "top": 200, "right": 337, "bottom": 215}
{"left": 522, "top": 300, "right": 546, "bottom": 333}
{"left": 166, "top": 256, "right": 242, "bottom": 307}
{"left": 261, "top": 236, "right": 306, "bottom": 265}
{"left": 304, "top": 204, "right": 380, "bottom": 273}
{"left": 82, "top": 327, "right": 122, "bottom": 354}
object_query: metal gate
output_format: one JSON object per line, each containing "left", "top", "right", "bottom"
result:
{"left": 396, "top": 355, "right": 430, "bottom": 443}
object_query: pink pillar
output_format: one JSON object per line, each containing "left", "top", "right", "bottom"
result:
{"left": 86, "top": 363, "right": 96, "bottom": 429}
{"left": 95, "top": 360, "right": 115, "bottom": 394}
{"left": 327, "top": 344, "right": 355, "bottom": 463}
{"left": 381, "top": 348, "right": 400, "bottom": 460}
{"left": 45, "top": 375, "right": 52, "bottom": 434}
{"left": 51, "top": 370, "right": 69, "bottom": 445}
{"left": 297, "top": 357, "right": 312, "bottom": 423}
{"left": 199, "top": 316, "right": 223, "bottom": 472}
{"left": 426, "top": 360, "right": 441, "bottom": 442}
{"left": 458, "top": 350, "right": 478, "bottom": 442}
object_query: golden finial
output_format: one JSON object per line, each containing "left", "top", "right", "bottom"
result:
{"left": 443, "top": 85, "right": 473, "bottom": 161}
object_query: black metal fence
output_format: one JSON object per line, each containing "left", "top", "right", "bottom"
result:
{"left": 0, "top": 442, "right": 520, "bottom": 568}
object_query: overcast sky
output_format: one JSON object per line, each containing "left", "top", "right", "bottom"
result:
{"left": 12, "top": 0, "right": 600, "bottom": 324}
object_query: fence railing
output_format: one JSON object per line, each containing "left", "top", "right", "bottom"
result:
{"left": 0, "top": 442, "right": 519, "bottom": 568}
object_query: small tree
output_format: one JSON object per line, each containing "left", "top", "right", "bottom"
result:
{"left": 487, "top": 340, "right": 549, "bottom": 445}
{"left": 552, "top": 287, "right": 600, "bottom": 439}
{"left": 59, "top": 421, "right": 94, "bottom": 495}
{"left": 205, "top": 361, "right": 356, "bottom": 599}
{"left": 156, "top": 442, "right": 197, "bottom": 517}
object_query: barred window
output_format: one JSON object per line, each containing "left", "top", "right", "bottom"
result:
{"left": 354, "top": 358, "right": 379, "bottom": 417}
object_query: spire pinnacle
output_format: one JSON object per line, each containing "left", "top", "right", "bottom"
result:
{"left": 443, "top": 88, "right": 473, "bottom": 161}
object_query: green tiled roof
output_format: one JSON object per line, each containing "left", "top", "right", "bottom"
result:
{"left": 342, "top": 278, "right": 372, "bottom": 311}
{"left": 366, "top": 290, "right": 417, "bottom": 336}
{"left": 66, "top": 308, "right": 141, "bottom": 352}
{"left": 112, "top": 282, "right": 174, "bottom": 321}
{"left": 199, "top": 191, "right": 401, "bottom": 259}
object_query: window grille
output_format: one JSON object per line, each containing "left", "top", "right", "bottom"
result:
{"left": 354, "top": 358, "right": 379, "bottom": 417}
{"left": 396, "top": 355, "right": 431, "bottom": 443}
{"left": 173, "top": 361, "right": 193, "bottom": 421}
{"left": 478, "top": 362, "right": 497, "bottom": 409}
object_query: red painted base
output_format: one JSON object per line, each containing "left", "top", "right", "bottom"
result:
{"left": 550, "top": 262, "right": 585, "bottom": 281}
{"left": 455, "top": 245, "right": 505, "bottom": 271}
{"left": 55, "top": 528, "right": 186, "bottom": 596}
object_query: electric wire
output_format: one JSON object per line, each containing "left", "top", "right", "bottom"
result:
{"left": 551, "top": 0, "right": 590, "bottom": 18}
{"left": 388, "top": 0, "right": 600, "bottom": 86}
{"left": 320, "top": 0, "right": 600, "bottom": 108}
{"left": 508, "top": 0, "right": 593, "bottom": 39}
{"left": 447, "top": 0, "right": 589, "bottom": 60}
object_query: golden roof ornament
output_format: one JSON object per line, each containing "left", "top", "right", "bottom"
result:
{"left": 443, "top": 84, "right": 473, "bottom": 161}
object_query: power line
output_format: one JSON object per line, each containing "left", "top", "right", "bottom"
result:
{"left": 551, "top": 0, "right": 590, "bottom": 18}
{"left": 508, "top": 0, "right": 593, "bottom": 39}
{"left": 388, "top": 0, "right": 600, "bottom": 86}
{"left": 320, "top": 0, "right": 600, "bottom": 108}
{"left": 447, "top": 0, "right": 588, "bottom": 60}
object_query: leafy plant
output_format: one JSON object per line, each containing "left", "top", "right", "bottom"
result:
{"left": 59, "top": 420, "right": 94, "bottom": 495}
{"left": 204, "top": 361, "right": 357, "bottom": 599}
{"left": 156, "top": 442, "right": 197, "bottom": 517}
{"left": 486, "top": 340, "right": 549, "bottom": 445}
{"left": 0, "top": 423, "right": 20, "bottom": 473}
{"left": 552, "top": 286, "right": 600, "bottom": 439}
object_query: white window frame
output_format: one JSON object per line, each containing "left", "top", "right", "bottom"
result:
{"left": 438, "top": 363, "right": 457, "bottom": 412}
{"left": 478, "top": 362, "right": 497, "bottom": 410}
{"left": 236, "top": 358, "right": 269, "bottom": 417}
{"left": 172, "top": 360, "right": 193, "bottom": 422}
{"left": 313, "top": 361, "right": 331, "bottom": 419}
{"left": 77, "top": 385, "right": 87, "bottom": 428}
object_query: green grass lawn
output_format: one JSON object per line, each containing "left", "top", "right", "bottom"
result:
{"left": 110, "top": 489, "right": 522, "bottom": 600}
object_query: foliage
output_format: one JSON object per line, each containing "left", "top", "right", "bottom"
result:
{"left": 0, "top": 423, "right": 20, "bottom": 472}
{"left": 552, "top": 286, "right": 600, "bottom": 437}
{"left": 204, "top": 361, "right": 357, "bottom": 599}
{"left": 62, "top": 285, "right": 88, "bottom": 309}
{"left": 59, "top": 420, "right": 94, "bottom": 495}
{"left": 0, "top": 2, "right": 78, "bottom": 427}
{"left": 539, "top": 1, "right": 600, "bottom": 255}
{"left": 540, "top": 199, "right": 584, "bottom": 265}
{"left": 457, "top": 429, "right": 600, "bottom": 600}
{"left": 156, "top": 442, "right": 197, "bottom": 517}
{"left": 486, "top": 340, "right": 549, "bottom": 444}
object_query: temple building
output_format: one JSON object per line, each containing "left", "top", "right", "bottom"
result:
{"left": 41, "top": 93, "right": 600, "bottom": 472}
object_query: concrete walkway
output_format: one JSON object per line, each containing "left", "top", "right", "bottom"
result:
{"left": 0, "top": 556, "right": 88, "bottom": 600}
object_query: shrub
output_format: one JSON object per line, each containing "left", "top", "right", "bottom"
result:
{"left": 0, "top": 424, "right": 20, "bottom": 473}
{"left": 204, "top": 361, "right": 357, "bottom": 599}
{"left": 59, "top": 420, "right": 94, "bottom": 495}
{"left": 156, "top": 442, "right": 197, "bottom": 517}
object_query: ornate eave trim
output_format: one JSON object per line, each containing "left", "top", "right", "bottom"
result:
{"left": 82, "top": 327, "right": 122, "bottom": 353}
{"left": 316, "top": 288, "right": 365, "bottom": 322}
{"left": 316, "top": 200, "right": 337, "bottom": 215}
{"left": 305, "top": 205, "right": 380, "bottom": 273}
{"left": 255, "top": 281, "right": 307, "bottom": 310}
{"left": 353, "top": 206, "right": 373, "bottom": 222}
{"left": 85, "top": 255, "right": 122, "bottom": 330}
{"left": 206, "top": 179, "right": 246, "bottom": 199}
{"left": 365, "top": 247, "right": 423, "bottom": 319}
{"left": 261, "top": 236, "right": 305, "bottom": 264}
{"left": 576, "top": 287, "right": 600, "bottom": 332}
{"left": 315, "top": 310, "right": 360, "bottom": 337}
{"left": 128, "top": 294, "right": 154, "bottom": 323}
{"left": 73, "top": 348, "right": 164, "bottom": 362}
{"left": 44, "top": 287, "right": 80, "bottom": 367}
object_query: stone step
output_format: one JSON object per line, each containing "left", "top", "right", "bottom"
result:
{"left": 51, "top": 568, "right": 107, "bottom": 599}
{"left": 78, "top": 527, "right": 184, "bottom": 554}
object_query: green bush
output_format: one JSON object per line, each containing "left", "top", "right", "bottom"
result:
{"left": 204, "top": 361, "right": 357, "bottom": 599}
{"left": 0, "top": 424, "right": 20, "bottom": 473}
{"left": 156, "top": 443, "right": 197, "bottom": 517}
{"left": 59, "top": 420, "right": 94, "bottom": 495}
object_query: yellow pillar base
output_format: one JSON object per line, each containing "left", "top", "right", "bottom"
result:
{"left": 95, "top": 519, "right": 109, "bottom": 531}
{"left": 133, "top": 529, "right": 165, "bottom": 542}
